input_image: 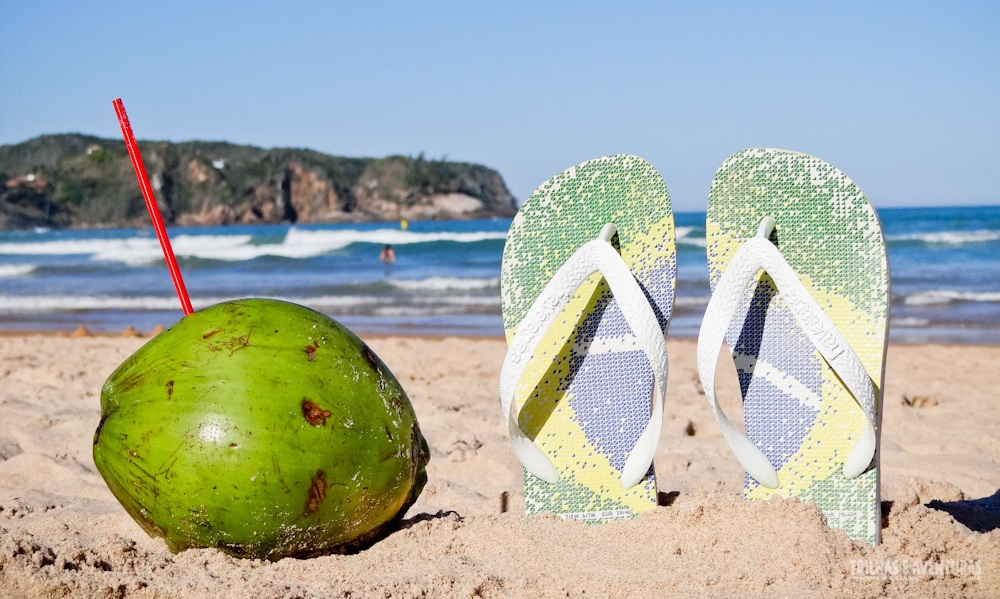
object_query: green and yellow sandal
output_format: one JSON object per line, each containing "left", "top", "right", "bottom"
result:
{"left": 699, "top": 148, "right": 889, "bottom": 544}
{"left": 500, "top": 155, "right": 677, "bottom": 522}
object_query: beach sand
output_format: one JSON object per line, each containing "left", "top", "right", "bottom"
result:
{"left": 1, "top": 332, "right": 997, "bottom": 598}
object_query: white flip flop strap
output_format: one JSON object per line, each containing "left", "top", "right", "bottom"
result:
{"left": 697, "top": 234, "right": 877, "bottom": 488}
{"left": 500, "top": 232, "right": 668, "bottom": 489}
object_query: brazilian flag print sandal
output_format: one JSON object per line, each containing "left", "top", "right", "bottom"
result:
{"left": 699, "top": 148, "right": 890, "bottom": 544}
{"left": 500, "top": 155, "right": 677, "bottom": 522}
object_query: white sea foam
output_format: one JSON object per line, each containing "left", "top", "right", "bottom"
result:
{"left": 0, "top": 292, "right": 502, "bottom": 315}
{"left": 366, "top": 301, "right": 502, "bottom": 317}
{"left": 889, "top": 230, "right": 1000, "bottom": 245}
{"left": 86, "top": 235, "right": 257, "bottom": 264}
{"left": 675, "top": 226, "right": 706, "bottom": 247}
{"left": 674, "top": 294, "right": 710, "bottom": 307}
{"left": 0, "top": 264, "right": 35, "bottom": 277}
{"left": 0, "top": 294, "right": 198, "bottom": 312}
{"left": 283, "top": 294, "right": 501, "bottom": 316}
{"left": 904, "top": 290, "right": 1000, "bottom": 306}
{"left": 387, "top": 277, "right": 499, "bottom": 292}
{"left": 0, "top": 228, "right": 508, "bottom": 263}
{"left": 0, "top": 237, "right": 155, "bottom": 256}
{"left": 892, "top": 317, "right": 931, "bottom": 327}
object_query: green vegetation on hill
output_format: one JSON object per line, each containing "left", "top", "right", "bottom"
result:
{"left": 0, "top": 134, "right": 518, "bottom": 229}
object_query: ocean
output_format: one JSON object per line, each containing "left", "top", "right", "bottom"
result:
{"left": 1, "top": 206, "right": 997, "bottom": 344}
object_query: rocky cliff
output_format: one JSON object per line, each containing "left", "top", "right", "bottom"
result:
{"left": 0, "top": 134, "right": 518, "bottom": 229}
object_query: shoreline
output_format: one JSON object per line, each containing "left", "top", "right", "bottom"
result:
{"left": 1, "top": 333, "right": 997, "bottom": 597}
{"left": 1, "top": 322, "right": 997, "bottom": 349}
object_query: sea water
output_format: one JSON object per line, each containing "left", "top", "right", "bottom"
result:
{"left": 0, "top": 206, "right": 997, "bottom": 344}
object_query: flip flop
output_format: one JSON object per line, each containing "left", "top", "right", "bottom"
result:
{"left": 699, "top": 148, "right": 889, "bottom": 544}
{"left": 499, "top": 155, "right": 676, "bottom": 522}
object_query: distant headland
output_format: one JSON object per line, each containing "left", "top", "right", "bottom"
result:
{"left": 0, "top": 134, "right": 518, "bottom": 229}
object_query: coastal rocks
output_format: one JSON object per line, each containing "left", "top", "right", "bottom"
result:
{"left": 353, "top": 155, "right": 517, "bottom": 221}
{"left": 284, "top": 161, "right": 342, "bottom": 221}
{"left": 170, "top": 157, "right": 516, "bottom": 226}
{"left": 0, "top": 135, "right": 519, "bottom": 230}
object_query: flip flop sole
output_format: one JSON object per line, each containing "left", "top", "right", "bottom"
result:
{"left": 707, "top": 148, "right": 889, "bottom": 544}
{"left": 501, "top": 155, "right": 676, "bottom": 521}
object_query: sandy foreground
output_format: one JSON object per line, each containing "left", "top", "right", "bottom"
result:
{"left": 1, "top": 332, "right": 998, "bottom": 598}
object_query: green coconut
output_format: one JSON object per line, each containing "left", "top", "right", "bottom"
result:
{"left": 93, "top": 298, "right": 429, "bottom": 560}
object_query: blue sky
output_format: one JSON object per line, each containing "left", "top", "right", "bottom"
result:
{"left": 1, "top": 1, "right": 997, "bottom": 211}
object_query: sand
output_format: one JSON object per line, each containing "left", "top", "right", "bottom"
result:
{"left": 1, "top": 332, "right": 997, "bottom": 598}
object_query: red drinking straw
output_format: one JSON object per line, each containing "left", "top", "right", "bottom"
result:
{"left": 113, "top": 98, "right": 194, "bottom": 316}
